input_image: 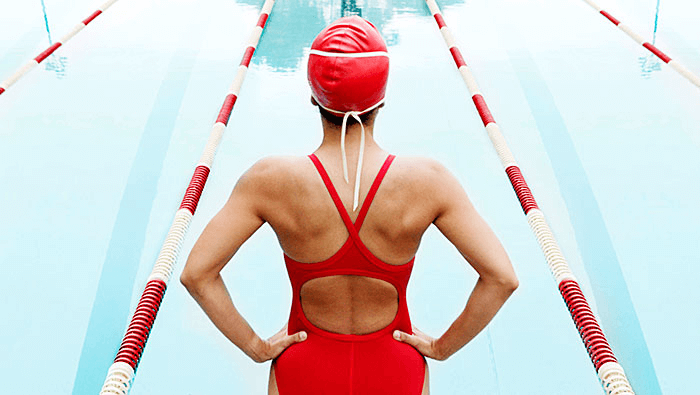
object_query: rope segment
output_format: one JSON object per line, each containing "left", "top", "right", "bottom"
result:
{"left": 425, "top": 0, "right": 635, "bottom": 393}
{"left": 582, "top": 0, "right": 700, "bottom": 89}
{"left": 0, "top": 0, "right": 120, "bottom": 96}
{"left": 98, "top": 1, "right": 275, "bottom": 393}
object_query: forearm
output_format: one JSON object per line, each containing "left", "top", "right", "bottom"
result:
{"left": 182, "top": 274, "right": 263, "bottom": 361}
{"left": 436, "top": 277, "right": 516, "bottom": 359}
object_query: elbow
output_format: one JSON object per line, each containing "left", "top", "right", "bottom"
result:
{"left": 504, "top": 276, "right": 519, "bottom": 293}
{"left": 180, "top": 269, "right": 201, "bottom": 293}
{"left": 485, "top": 274, "right": 519, "bottom": 294}
{"left": 180, "top": 271, "right": 194, "bottom": 290}
{"left": 495, "top": 264, "right": 519, "bottom": 294}
{"left": 180, "top": 266, "right": 218, "bottom": 295}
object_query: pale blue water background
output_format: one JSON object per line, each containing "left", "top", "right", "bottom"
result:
{"left": 1, "top": 0, "right": 699, "bottom": 394}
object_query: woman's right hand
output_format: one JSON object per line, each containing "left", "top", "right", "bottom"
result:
{"left": 393, "top": 326, "right": 448, "bottom": 361}
{"left": 250, "top": 324, "right": 307, "bottom": 363}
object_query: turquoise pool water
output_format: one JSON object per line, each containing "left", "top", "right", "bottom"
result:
{"left": 1, "top": 0, "right": 698, "bottom": 393}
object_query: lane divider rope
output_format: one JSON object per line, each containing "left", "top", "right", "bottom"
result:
{"left": 582, "top": 0, "right": 700, "bottom": 89}
{"left": 98, "top": 0, "right": 275, "bottom": 393}
{"left": 0, "top": 0, "right": 120, "bottom": 96}
{"left": 425, "top": 0, "right": 635, "bottom": 393}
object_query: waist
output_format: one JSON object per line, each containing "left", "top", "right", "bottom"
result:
{"left": 273, "top": 330, "right": 426, "bottom": 395}
{"left": 288, "top": 301, "right": 412, "bottom": 342}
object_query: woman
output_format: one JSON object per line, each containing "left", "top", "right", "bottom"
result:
{"left": 181, "top": 16, "right": 518, "bottom": 395}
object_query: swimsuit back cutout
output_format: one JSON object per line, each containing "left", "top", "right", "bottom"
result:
{"left": 284, "top": 153, "right": 415, "bottom": 340}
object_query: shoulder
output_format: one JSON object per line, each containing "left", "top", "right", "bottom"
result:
{"left": 390, "top": 155, "right": 455, "bottom": 184}
{"left": 388, "top": 155, "right": 464, "bottom": 207}
{"left": 236, "top": 155, "right": 311, "bottom": 193}
{"left": 246, "top": 155, "right": 309, "bottom": 177}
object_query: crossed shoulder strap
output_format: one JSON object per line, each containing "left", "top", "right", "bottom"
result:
{"left": 308, "top": 154, "right": 395, "bottom": 237}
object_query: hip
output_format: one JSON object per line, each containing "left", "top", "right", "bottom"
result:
{"left": 270, "top": 331, "right": 428, "bottom": 395}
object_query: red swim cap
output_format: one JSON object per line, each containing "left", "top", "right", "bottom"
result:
{"left": 308, "top": 16, "right": 389, "bottom": 115}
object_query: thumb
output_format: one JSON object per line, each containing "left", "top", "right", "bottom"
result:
{"left": 394, "top": 330, "right": 435, "bottom": 359}
{"left": 285, "top": 331, "right": 307, "bottom": 346}
{"left": 393, "top": 330, "right": 417, "bottom": 346}
{"left": 271, "top": 331, "right": 307, "bottom": 358}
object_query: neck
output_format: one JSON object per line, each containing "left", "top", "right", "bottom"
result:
{"left": 318, "top": 120, "right": 378, "bottom": 153}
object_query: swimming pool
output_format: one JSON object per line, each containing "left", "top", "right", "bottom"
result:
{"left": 1, "top": 0, "right": 698, "bottom": 393}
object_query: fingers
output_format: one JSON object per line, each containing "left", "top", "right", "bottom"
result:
{"left": 269, "top": 331, "right": 307, "bottom": 360}
{"left": 393, "top": 330, "right": 429, "bottom": 352}
{"left": 412, "top": 325, "right": 426, "bottom": 337}
{"left": 269, "top": 324, "right": 289, "bottom": 343}
{"left": 394, "top": 330, "right": 443, "bottom": 360}
{"left": 279, "top": 331, "right": 307, "bottom": 349}
{"left": 394, "top": 330, "right": 421, "bottom": 346}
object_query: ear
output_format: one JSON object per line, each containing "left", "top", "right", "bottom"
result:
{"left": 310, "top": 96, "right": 318, "bottom": 107}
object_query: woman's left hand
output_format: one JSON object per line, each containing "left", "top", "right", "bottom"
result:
{"left": 250, "top": 324, "right": 307, "bottom": 363}
{"left": 393, "top": 326, "right": 447, "bottom": 361}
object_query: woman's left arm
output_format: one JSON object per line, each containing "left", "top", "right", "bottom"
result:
{"left": 180, "top": 159, "right": 306, "bottom": 363}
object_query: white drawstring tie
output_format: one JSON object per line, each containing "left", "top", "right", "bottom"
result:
{"left": 340, "top": 111, "right": 365, "bottom": 211}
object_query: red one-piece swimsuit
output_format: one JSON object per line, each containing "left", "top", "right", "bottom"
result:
{"left": 273, "top": 154, "right": 426, "bottom": 395}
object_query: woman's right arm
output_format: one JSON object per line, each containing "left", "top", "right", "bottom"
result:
{"left": 393, "top": 160, "right": 518, "bottom": 361}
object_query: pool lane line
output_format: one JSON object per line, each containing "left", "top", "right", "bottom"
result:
{"left": 71, "top": 45, "right": 201, "bottom": 395}
{"left": 582, "top": 0, "right": 700, "bottom": 89}
{"left": 424, "top": 0, "right": 635, "bottom": 394}
{"left": 0, "top": 0, "right": 118, "bottom": 96}
{"left": 504, "top": 48, "right": 662, "bottom": 394}
{"left": 98, "top": 0, "right": 275, "bottom": 393}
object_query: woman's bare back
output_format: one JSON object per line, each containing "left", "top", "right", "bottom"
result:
{"left": 182, "top": 143, "right": 515, "bottom": 395}
{"left": 253, "top": 152, "right": 442, "bottom": 335}
{"left": 256, "top": 151, "right": 436, "bottom": 394}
